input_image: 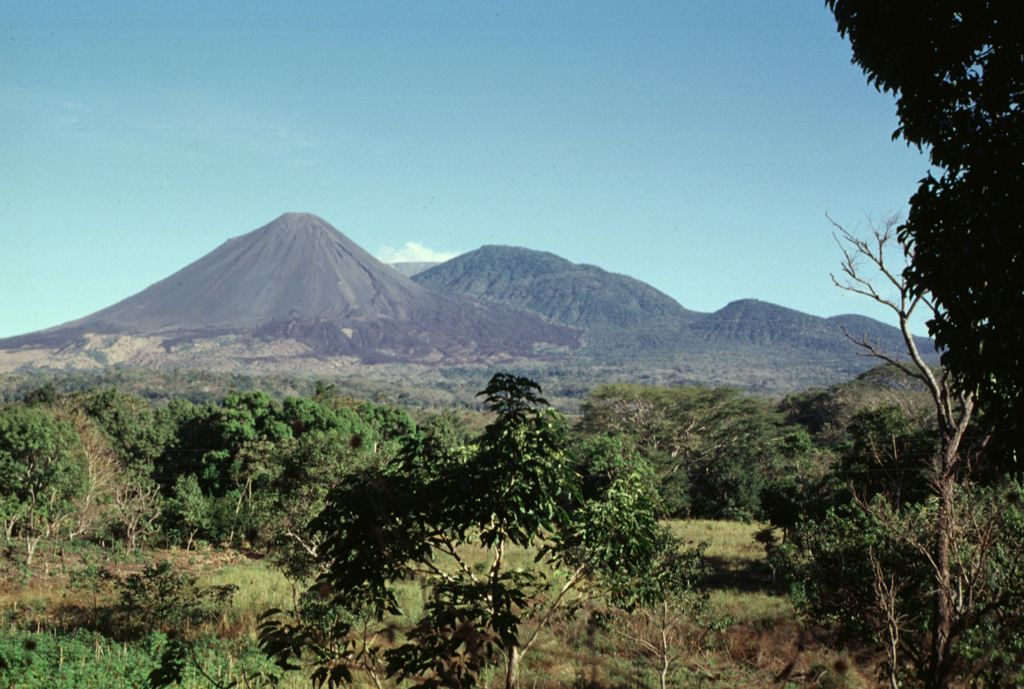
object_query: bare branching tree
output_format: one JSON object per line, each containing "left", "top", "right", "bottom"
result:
{"left": 869, "top": 547, "right": 906, "bottom": 689}
{"left": 830, "top": 214, "right": 997, "bottom": 688}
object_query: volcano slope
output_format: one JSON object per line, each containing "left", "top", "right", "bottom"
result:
{"left": 0, "top": 214, "right": 582, "bottom": 370}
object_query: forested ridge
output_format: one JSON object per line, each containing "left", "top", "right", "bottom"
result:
{"left": 0, "top": 364, "right": 944, "bottom": 557}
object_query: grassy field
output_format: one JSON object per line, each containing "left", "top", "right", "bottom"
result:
{"left": 0, "top": 521, "right": 874, "bottom": 688}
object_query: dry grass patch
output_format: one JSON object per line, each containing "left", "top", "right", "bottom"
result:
{"left": 1, "top": 524, "right": 879, "bottom": 688}
{"left": 652, "top": 520, "right": 875, "bottom": 689}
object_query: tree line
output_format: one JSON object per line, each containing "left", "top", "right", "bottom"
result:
{"left": 1, "top": 364, "right": 937, "bottom": 563}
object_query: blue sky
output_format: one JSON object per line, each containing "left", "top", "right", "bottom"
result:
{"left": 1, "top": 1, "right": 932, "bottom": 340}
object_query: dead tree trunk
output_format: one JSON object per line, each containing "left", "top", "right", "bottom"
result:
{"left": 831, "top": 215, "right": 988, "bottom": 689}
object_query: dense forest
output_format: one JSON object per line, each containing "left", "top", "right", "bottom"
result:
{"left": 0, "top": 364, "right": 941, "bottom": 561}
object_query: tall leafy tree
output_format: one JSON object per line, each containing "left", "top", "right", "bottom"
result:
{"left": 0, "top": 405, "right": 89, "bottom": 562}
{"left": 75, "top": 389, "right": 173, "bottom": 548}
{"left": 843, "top": 404, "right": 935, "bottom": 510}
{"left": 578, "top": 383, "right": 783, "bottom": 519}
{"left": 827, "top": 1, "right": 1024, "bottom": 460}
{"left": 78, "top": 388, "right": 174, "bottom": 468}
{"left": 260, "top": 374, "right": 691, "bottom": 689}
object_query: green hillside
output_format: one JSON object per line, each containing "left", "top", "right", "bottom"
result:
{"left": 412, "top": 245, "right": 702, "bottom": 358}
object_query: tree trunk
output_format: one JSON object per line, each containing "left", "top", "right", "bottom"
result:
{"left": 929, "top": 410, "right": 970, "bottom": 689}
{"left": 25, "top": 533, "right": 41, "bottom": 566}
{"left": 930, "top": 469, "right": 954, "bottom": 689}
{"left": 659, "top": 650, "right": 670, "bottom": 689}
{"left": 504, "top": 644, "right": 521, "bottom": 689}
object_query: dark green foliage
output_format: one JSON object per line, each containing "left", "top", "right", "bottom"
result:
{"left": 577, "top": 383, "right": 786, "bottom": 520}
{"left": 460, "top": 374, "right": 568, "bottom": 548}
{"left": 281, "top": 395, "right": 345, "bottom": 435}
{"left": 157, "top": 399, "right": 234, "bottom": 495}
{"left": 0, "top": 630, "right": 160, "bottom": 688}
{"left": 842, "top": 405, "right": 935, "bottom": 508}
{"left": 21, "top": 382, "right": 57, "bottom": 407}
{"left": 221, "top": 391, "right": 293, "bottom": 444}
{"left": 356, "top": 401, "right": 416, "bottom": 443}
{"left": 778, "top": 364, "right": 934, "bottom": 446}
{"left": 148, "top": 633, "right": 285, "bottom": 689}
{"left": 772, "top": 481, "right": 1024, "bottom": 688}
{"left": 780, "top": 503, "right": 927, "bottom": 641}
{"left": 163, "top": 474, "right": 211, "bottom": 548}
{"left": 766, "top": 343, "right": 1021, "bottom": 687}
{"left": 159, "top": 391, "right": 404, "bottom": 500}
{"left": 77, "top": 387, "right": 175, "bottom": 467}
{"left": 108, "top": 559, "right": 236, "bottom": 640}
{"left": 258, "top": 427, "right": 383, "bottom": 576}
{"left": 0, "top": 377, "right": 419, "bottom": 553}
{"left": 569, "top": 435, "right": 658, "bottom": 505}
{"left": 958, "top": 485, "right": 1024, "bottom": 688}
{"left": 827, "top": 0, "right": 1024, "bottom": 461}
{"left": 690, "top": 451, "right": 766, "bottom": 523}
{"left": 0, "top": 405, "right": 88, "bottom": 508}
{"left": 758, "top": 429, "right": 837, "bottom": 535}
{"left": 260, "top": 373, "right": 689, "bottom": 689}
{"left": 0, "top": 628, "right": 281, "bottom": 689}
{"left": 420, "top": 409, "right": 471, "bottom": 453}
{"left": 0, "top": 405, "right": 89, "bottom": 561}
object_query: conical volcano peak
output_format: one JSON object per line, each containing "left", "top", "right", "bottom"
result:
{"left": 263, "top": 212, "right": 332, "bottom": 233}
{"left": 278, "top": 212, "right": 321, "bottom": 222}
{"left": 0, "top": 214, "right": 583, "bottom": 365}
{"left": 250, "top": 212, "right": 348, "bottom": 243}
{"left": 70, "top": 212, "right": 413, "bottom": 331}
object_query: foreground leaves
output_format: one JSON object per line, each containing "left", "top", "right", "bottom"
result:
{"left": 259, "top": 373, "right": 698, "bottom": 689}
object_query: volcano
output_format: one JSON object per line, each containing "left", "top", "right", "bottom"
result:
{"left": 0, "top": 213, "right": 582, "bottom": 367}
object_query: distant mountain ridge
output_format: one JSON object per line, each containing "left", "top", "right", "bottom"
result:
{"left": 413, "top": 246, "right": 700, "bottom": 328}
{"left": 691, "top": 299, "right": 935, "bottom": 354}
{"left": 412, "top": 245, "right": 703, "bottom": 358}
{"left": 411, "top": 245, "right": 940, "bottom": 383}
{"left": 0, "top": 213, "right": 938, "bottom": 394}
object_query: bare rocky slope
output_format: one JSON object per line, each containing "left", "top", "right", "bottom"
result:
{"left": 0, "top": 214, "right": 582, "bottom": 368}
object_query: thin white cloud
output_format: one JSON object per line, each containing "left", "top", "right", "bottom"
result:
{"left": 376, "top": 242, "right": 460, "bottom": 264}
{"left": 29, "top": 90, "right": 325, "bottom": 161}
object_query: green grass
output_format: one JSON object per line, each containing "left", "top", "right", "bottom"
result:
{"left": 200, "top": 560, "right": 295, "bottom": 634}
{"left": 658, "top": 520, "right": 871, "bottom": 689}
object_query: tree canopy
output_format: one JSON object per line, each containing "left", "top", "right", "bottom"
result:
{"left": 577, "top": 383, "right": 786, "bottom": 520}
{"left": 259, "top": 373, "right": 693, "bottom": 689}
{"left": 827, "top": 0, "right": 1024, "bottom": 459}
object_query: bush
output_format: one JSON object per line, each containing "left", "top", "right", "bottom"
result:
{"left": 106, "top": 559, "right": 236, "bottom": 640}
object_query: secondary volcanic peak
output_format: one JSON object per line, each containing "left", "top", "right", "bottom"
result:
{"left": 0, "top": 213, "right": 583, "bottom": 363}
